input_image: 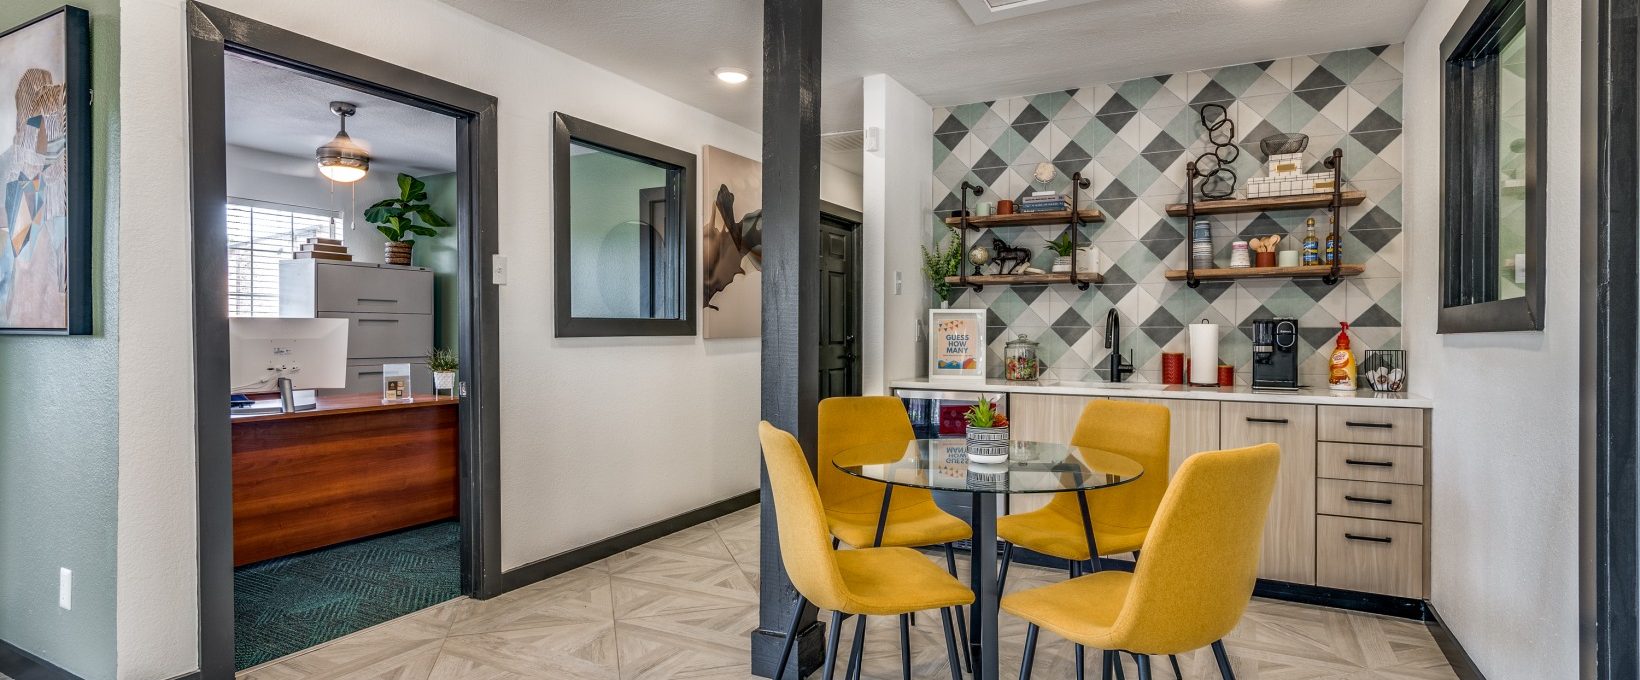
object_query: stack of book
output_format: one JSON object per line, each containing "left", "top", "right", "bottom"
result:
{"left": 1018, "top": 192, "right": 1069, "bottom": 213}
{"left": 294, "top": 237, "right": 353, "bottom": 261}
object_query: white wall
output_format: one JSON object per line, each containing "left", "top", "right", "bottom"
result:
{"left": 1402, "top": 1, "right": 1582, "bottom": 678}
{"left": 118, "top": 0, "right": 773, "bottom": 676}
{"left": 820, "top": 160, "right": 863, "bottom": 213}
{"left": 861, "top": 74, "right": 934, "bottom": 392}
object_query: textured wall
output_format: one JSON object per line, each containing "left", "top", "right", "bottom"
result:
{"left": 0, "top": 1, "right": 119, "bottom": 678}
{"left": 931, "top": 46, "right": 1404, "bottom": 386}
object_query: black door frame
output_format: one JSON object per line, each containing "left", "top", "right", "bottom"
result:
{"left": 186, "top": 4, "right": 502, "bottom": 677}
{"left": 1581, "top": 0, "right": 1639, "bottom": 677}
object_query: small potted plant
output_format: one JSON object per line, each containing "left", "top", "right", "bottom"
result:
{"left": 921, "top": 225, "right": 965, "bottom": 307}
{"left": 366, "top": 173, "right": 452, "bottom": 266}
{"left": 963, "top": 398, "right": 1010, "bottom": 463}
{"left": 427, "top": 347, "right": 458, "bottom": 398}
{"left": 1045, "top": 233, "right": 1077, "bottom": 272}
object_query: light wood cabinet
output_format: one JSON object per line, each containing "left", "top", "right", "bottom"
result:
{"left": 1220, "top": 401, "right": 1317, "bottom": 584}
{"left": 1316, "top": 515, "right": 1424, "bottom": 598}
{"left": 1007, "top": 393, "right": 1098, "bottom": 514}
{"left": 1316, "top": 479, "right": 1423, "bottom": 523}
{"left": 1318, "top": 405, "right": 1424, "bottom": 446}
{"left": 1317, "top": 442, "right": 1424, "bottom": 485}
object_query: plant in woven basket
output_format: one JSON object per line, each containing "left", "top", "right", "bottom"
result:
{"left": 921, "top": 225, "right": 965, "bottom": 304}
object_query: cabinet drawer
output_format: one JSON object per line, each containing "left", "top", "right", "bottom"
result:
{"left": 1317, "top": 406, "right": 1424, "bottom": 446}
{"left": 281, "top": 260, "right": 434, "bottom": 315}
{"left": 1317, "top": 442, "right": 1425, "bottom": 485}
{"left": 1316, "top": 515, "right": 1423, "bottom": 598}
{"left": 324, "top": 359, "right": 432, "bottom": 395}
{"left": 1317, "top": 479, "right": 1423, "bottom": 523}
{"left": 319, "top": 312, "right": 434, "bottom": 359}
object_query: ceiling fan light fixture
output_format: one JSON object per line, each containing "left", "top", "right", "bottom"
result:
{"left": 316, "top": 101, "right": 370, "bottom": 183}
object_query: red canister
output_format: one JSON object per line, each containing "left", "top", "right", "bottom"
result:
{"left": 1218, "top": 364, "right": 1235, "bottom": 387}
{"left": 1161, "top": 352, "right": 1185, "bottom": 384}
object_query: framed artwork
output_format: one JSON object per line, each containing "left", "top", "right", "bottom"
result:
{"left": 700, "top": 145, "right": 761, "bottom": 339}
{"left": 0, "top": 6, "right": 91, "bottom": 335}
{"left": 928, "top": 308, "right": 986, "bottom": 383}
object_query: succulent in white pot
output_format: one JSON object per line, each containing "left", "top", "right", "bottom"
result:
{"left": 427, "top": 347, "right": 459, "bottom": 395}
{"left": 1045, "top": 233, "right": 1077, "bottom": 273}
{"left": 963, "top": 398, "right": 1010, "bottom": 464}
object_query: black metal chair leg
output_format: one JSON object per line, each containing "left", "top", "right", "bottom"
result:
{"left": 774, "top": 595, "right": 807, "bottom": 679}
{"left": 833, "top": 536, "right": 841, "bottom": 549}
{"left": 1019, "top": 623, "right": 1040, "bottom": 680}
{"left": 997, "top": 542, "right": 1014, "bottom": 594}
{"left": 1169, "top": 654, "right": 1183, "bottom": 679}
{"left": 1071, "top": 559, "right": 1082, "bottom": 578}
{"left": 942, "top": 544, "right": 973, "bottom": 673}
{"left": 1102, "top": 650, "right": 1114, "bottom": 680}
{"left": 899, "top": 614, "right": 913, "bottom": 680}
{"left": 1114, "top": 652, "right": 1127, "bottom": 680}
{"left": 1211, "top": 640, "right": 1235, "bottom": 680}
{"left": 822, "top": 611, "right": 845, "bottom": 680}
{"left": 1134, "top": 653, "right": 1152, "bottom": 680}
{"left": 938, "top": 608, "right": 963, "bottom": 680}
{"left": 844, "top": 615, "right": 868, "bottom": 680}
{"left": 1075, "top": 644, "right": 1086, "bottom": 680}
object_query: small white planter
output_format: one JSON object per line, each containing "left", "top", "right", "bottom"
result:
{"left": 433, "top": 371, "right": 457, "bottom": 391}
{"left": 1051, "top": 256, "right": 1072, "bottom": 273}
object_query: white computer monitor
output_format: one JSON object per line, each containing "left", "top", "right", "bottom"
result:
{"left": 229, "top": 318, "right": 349, "bottom": 412}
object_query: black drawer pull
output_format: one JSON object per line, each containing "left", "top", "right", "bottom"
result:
{"left": 1345, "top": 533, "right": 1392, "bottom": 544}
{"left": 1246, "top": 417, "right": 1290, "bottom": 424}
{"left": 1345, "top": 459, "right": 1394, "bottom": 467}
{"left": 1345, "top": 420, "right": 1394, "bottom": 429}
{"left": 1344, "top": 495, "right": 1393, "bottom": 505}
{"left": 357, "top": 298, "right": 399, "bottom": 304}
{"left": 358, "top": 318, "right": 401, "bottom": 323}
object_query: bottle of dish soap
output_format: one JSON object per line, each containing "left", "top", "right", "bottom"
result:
{"left": 1301, "top": 218, "right": 1320, "bottom": 266}
{"left": 1327, "top": 321, "right": 1357, "bottom": 392}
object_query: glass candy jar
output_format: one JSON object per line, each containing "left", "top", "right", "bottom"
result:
{"left": 1004, "top": 333, "right": 1041, "bottom": 381}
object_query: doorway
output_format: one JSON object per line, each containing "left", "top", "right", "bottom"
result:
{"left": 819, "top": 203, "right": 862, "bottom": 398}
{"left": 186, "top": 4, "right": 501, "bottom": 677}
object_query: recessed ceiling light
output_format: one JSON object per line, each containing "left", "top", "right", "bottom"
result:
{"left": 714, "top": 67, "right": 750, "bottom": 84}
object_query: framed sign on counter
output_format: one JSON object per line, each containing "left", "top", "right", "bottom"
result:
{"left": 928, "top": 308, "right": 986, "bottom": 383}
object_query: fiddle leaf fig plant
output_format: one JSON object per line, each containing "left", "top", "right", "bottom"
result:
{"left": 365, "top": 173, "right": 451, "bottom": 243}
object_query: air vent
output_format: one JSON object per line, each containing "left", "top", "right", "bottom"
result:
{"left": 953, "top": 0, "right": 1103, "bottom": 25}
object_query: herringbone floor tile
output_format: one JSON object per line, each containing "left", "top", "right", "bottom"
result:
{"left": 239, "top": 505, "right": 1458, "bottom": 680}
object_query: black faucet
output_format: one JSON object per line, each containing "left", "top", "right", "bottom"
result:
{"left": 1104, "top": 308, "right": 1134, "bottom": 382}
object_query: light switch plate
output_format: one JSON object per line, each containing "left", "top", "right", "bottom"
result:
{"left": 59, "top": 568, "right": 71, "bottom": 610}
{"left": 492, "top": 255, "right": 508, "bottom": 285}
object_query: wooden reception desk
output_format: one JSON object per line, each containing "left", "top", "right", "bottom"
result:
{"left": 231, "top": 393, "right": 459, "bottom": 566}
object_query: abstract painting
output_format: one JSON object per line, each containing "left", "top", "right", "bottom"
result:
{"left": 0, "top": 7, "right": 90, "bottom": 335}
{"left": 701, "top": 145, "right": 761, "bottom": 339}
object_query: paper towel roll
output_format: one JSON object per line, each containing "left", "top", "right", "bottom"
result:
{"left": 1189, "top": 321, "right": 1219, "bottom": 386}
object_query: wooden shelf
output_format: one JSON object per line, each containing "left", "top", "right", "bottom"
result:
{"left": 1164, "top": 190, "right": 1365, "bottom": 217}
{"left": 945, "top": 272, "right": 1105, "bottom": 286}
{"left": 1163, "top": 265, "right": 1365, "bottom": 282}
{"left": 945, "top": 209, "right": 1104, "bottom": 228}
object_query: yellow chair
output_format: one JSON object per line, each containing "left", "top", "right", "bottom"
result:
{"left": 997, "top": 399, "right": 1171, "bottom": 577}
{"left": 760, "top": 422, "right": 975, "bottom": 680}
{"left": 1003, "top": 443, "right": 1282, "bottom": 680}
{"left": 819, "top": 396, "right": 975, "bottom": 668}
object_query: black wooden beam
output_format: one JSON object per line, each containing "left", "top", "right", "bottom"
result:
{"left": 753, "top": 0, "right": 825, "bottom": 677}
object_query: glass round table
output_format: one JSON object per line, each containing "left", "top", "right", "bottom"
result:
{"left": 833, "top": 438, "right": 1144, "bottom": 680}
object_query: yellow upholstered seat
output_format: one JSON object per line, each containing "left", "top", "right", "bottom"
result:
{"left": 818, "top": 396, "right": 971, "bottom": 550}
{"left": 1003, "top": 443, "right": 1282, "bottom": 679}
{"left": 997, "top": 400, "right": 1170, "bottom": 563}
{"left": 759, "top": 421, "right": 973, "bottom": 680}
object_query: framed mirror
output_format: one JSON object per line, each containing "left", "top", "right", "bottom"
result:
{"left": 553, "top": 112, "right": 697, "bottom": 337}
{"left": 1438, "top": 0, "right": 1546, "bottom": 332}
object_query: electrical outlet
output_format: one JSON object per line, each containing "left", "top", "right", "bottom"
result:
{"left": 491, "top": 254, "right": 508, "bottom": 285}
{"left": 59, "top": 568, "right": 71, "bottom": 610}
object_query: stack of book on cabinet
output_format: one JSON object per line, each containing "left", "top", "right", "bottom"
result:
{"left": 1019, "top": 192, "right": 1068, "bottom": 213}
{"left": 294, "top": 237, "right": 353, "bottom": 261}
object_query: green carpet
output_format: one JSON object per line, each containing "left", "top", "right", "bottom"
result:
{"left": 234, "top": 521, "right": 461, "bottom": 670}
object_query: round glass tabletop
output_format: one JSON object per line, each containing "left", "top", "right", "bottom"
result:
{"left": 832, "top": 438, "right": 1145, "bottom": 494}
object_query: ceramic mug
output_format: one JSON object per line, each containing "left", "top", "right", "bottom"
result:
{"left": 996, "top": 200, "right": 1015, "bottom": 215}
{"left": 1277, "top": 250, "right": 1299, "bottom": 267}
{"left": 977, "top": 202, "right": 995, "bottom": 217}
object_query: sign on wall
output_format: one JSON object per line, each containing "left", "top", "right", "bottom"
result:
{"left": 928, "top": 308, "right": 986, "bottom": 382}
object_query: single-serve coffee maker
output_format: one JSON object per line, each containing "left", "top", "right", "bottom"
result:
{"left": 1251, "top": 318, "right": 1300, "bottom": 390}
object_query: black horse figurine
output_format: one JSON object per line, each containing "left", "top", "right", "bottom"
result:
{"left": 991, "top": 238, "right": 1032, "bottom": 275}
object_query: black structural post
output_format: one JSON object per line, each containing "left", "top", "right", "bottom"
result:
{"left": 753, "top": 0, "right": 825, "bottom": 678}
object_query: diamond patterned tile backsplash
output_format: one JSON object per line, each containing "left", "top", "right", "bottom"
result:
{"left": 930, "top": 45, "right": 1404, "bottom": 386}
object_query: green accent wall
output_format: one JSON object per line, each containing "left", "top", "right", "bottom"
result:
{"left": 0, "top": 1, "right": 120, "bottom": 679}
{"left": 419, "top": 173, "right": 459, "bottom": 350}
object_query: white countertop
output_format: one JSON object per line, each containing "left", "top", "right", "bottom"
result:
{"left": 888, "top": 378, "right": 1432, "bottom": 409}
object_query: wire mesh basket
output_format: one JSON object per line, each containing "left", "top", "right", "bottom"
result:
{"left": 1259, "top": 133, "right": 1310, "bottom": 158}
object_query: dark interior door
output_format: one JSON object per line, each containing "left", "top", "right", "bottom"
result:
{"left": 819, "top": 213, "right": 860, "bottom": 398}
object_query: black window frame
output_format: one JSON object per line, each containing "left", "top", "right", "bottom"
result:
{"left": 553, "top": 112, "right": 697, "bottom": 337}
{"left": 1438, "top": 0, "right": 1548, "bottom": 333}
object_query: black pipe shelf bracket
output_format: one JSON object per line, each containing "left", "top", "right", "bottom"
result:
{"left": 1065, "top": 171, "right": 1094, "bottom": 291}
{"left": 957, "top": 181, "right": 985, "bottom": 292}
{"left": 1180, "top": 147, "right": 1352, "bottom": 289}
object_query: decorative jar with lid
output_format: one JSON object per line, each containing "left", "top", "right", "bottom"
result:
{"left": 1004, "top": 333, "right": 1041, "bottom": 381}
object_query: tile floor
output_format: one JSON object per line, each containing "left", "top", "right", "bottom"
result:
{"left": 238, "top": 504, "right": 1459, "bottom": 679}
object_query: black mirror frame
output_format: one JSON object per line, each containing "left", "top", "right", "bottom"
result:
{"left": 552, "top": 112, "right": 698, "bottom": 337}
{"left": 1438, "top": 0, "right": 1548, "bottom": 333}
